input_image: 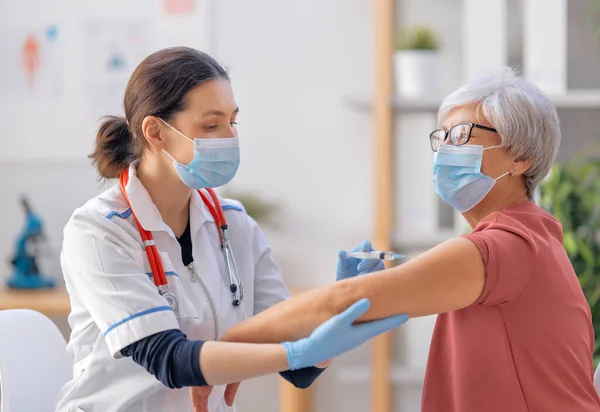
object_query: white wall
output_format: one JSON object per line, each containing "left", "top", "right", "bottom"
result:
{"left": 211, "top": 0, "right": 376, "bottom": 292}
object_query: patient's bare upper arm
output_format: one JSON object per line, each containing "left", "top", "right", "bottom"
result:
{"left": 349, "top": 237, "right": 487, "bottom": 321}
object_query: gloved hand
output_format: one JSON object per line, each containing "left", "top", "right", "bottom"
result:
{"left": 282, "top": 299, "right": 408, "bottom": 370}
{"left": 337, "top": 240, "right": 385, "bottom": 281}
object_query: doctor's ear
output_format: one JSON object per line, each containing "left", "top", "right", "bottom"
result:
{"left": 511, "top": 158, "right": 534, "bottom": 176}
{"left": 141, "top": 116, "right": 167, "bottom": 150}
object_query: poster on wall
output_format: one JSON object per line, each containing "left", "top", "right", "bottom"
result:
{"left": 0, "top": 23, "right": 64, "bottom": 100}
{"left": 163, "top": 0, "right": 195, "bottom": 14}
{"left": 82, "top": 19, "right": 154, "bottom": 115}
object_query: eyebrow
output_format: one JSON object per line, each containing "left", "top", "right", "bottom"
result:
{"left": 201, "top": 107, "right": 240, "bottom": 117}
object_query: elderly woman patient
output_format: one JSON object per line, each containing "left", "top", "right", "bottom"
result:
{"left": 219, "top": 69, "right": 600, "bottom": 411}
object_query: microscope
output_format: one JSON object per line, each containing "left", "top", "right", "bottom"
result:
{"left": 7, "top": 197, "right": 55, "bottom": 289}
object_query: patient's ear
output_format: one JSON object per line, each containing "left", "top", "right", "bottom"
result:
{"left": 511, "top": 158, "right": 533, "bottom": 176}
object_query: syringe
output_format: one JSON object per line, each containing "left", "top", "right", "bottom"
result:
{"left": 345, "top": 251, "right": 405, "bottom": 260}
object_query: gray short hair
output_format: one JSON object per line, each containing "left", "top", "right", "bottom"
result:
{"left": 438, "top": 67, "right": 561, "bottom": 198}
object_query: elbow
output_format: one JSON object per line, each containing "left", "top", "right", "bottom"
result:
{"left": 293, "top": 381, "right": 313, "bottom": 390}
{"left": 298, "top": 281, "right": 359, "bottom": 334}
{"left": 279, "top": 367, "right": 325, "bottom": 389}
{"left": 326, "top": 279, "right": 363, "bottom": 318}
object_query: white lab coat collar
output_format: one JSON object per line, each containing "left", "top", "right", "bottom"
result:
{"left": 124, "top": 164, "right": 215, "bottom": 234}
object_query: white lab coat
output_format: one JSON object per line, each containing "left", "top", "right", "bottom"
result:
{"left": 55, "top": 164, "right": 290, "bottom": 412}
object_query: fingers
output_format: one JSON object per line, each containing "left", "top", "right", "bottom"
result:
{"left": 338, "top": 298, "right": 371, "bottom": 324}
{"left": 337, "top": 250, "right": 351, "bottom": 272}
{"left": 224, "top": 382, "right": 241, "bottom": 407}
{"left": 190, "top": 386, "right": 213, "bottom": 412}
{"left": 352, "top": 240, "right": 371, "bottom": 253}
{"left": 357, "top": 259, "right": 381, "bottom": 273}
{"left": 358, "top": 240, "right": 372, "bottom": 252}
{"left": 354, "top": 314, "right": 409, "bottom": 337}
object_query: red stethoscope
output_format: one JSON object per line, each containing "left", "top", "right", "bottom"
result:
{"left": 119, "top": 169, "right": 243, "bottom": 312}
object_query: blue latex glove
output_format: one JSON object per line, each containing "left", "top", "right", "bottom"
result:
{"left": 336, "top": 240, "right": 385, "bottom": 281}
{"left": 282, "top": 298, "right": 408, "bottom": 370}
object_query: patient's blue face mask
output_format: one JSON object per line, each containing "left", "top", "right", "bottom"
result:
{"left": 433, "top": 144, "right": 510, "bottom": 212}
{"left": 160, "top": 119, "right": 240, "bottom": 189}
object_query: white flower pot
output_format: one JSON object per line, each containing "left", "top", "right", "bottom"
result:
{"left": 394, "top": 50, "right": 440, "bottom": 97}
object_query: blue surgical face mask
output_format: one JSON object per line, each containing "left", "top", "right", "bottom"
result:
{"left": 160, "top": 119, "right": 240, "bottom": 189}
{"left": 433, "top": 144, "right": 510, "bottom": 212}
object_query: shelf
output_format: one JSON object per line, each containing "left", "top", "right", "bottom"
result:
{"left": 546, "top": 90, "right": 600, "bottom": 109}
{"left": 335, "top": 366, "right": 425, "bottom": 386}
{"left": 346, "top": 89, "right": 600, "bottom": 113}
{"left": 393, "top": 230, "right": 458, "bottom": 251}
{"left": 346, "top": 95, "right": 442, "bottom": 113}
{"left": 0, "top": 287, "right": 71, "bottom": 316}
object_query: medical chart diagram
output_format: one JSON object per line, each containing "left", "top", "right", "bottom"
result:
{"left": 163, "top": 0, "right": 195, "bottom": 14}
{"left": 82, "top": 19, "right": 153, "bottom": 114}
{"left": 0, "top": 24, "right": 64, "bottom": 99}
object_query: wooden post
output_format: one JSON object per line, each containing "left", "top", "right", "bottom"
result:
{"left": 371, "top": 0, "right": 395, "bottom": 412}
{"left": 279, "top": 378, "right": 313, "bottom": 412}
{"left": 279, "top": 288, "right": 313, "bottom": 412}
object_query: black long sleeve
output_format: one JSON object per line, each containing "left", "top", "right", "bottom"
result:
{"left": 121, "top": 329, "right": 207, "bottom": 388}
{"left": 121, "top": 330, "right": 326, "bottom": 390}
{"left": 279, "top": 366, "right": 326, "bottom": 389}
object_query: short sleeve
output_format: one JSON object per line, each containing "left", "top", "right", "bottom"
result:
{"left": 463, "top": 227, "right": 536, "bottom": 306}
{"left": 247, "top": 215, "right": 291, "bottom": 314}
{"left": 62, "top": 209, "right": 180, "bottom": 358}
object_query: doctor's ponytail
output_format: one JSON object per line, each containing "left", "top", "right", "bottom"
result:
{"left": 89, "top": 47, "right": 228, "bottom": 180}
{"left": 90, "top": 116, "right": 138, "bottom": 179}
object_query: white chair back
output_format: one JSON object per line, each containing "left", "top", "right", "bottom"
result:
{"left": 0, "top": 309, "right": 72, "bottom": 412}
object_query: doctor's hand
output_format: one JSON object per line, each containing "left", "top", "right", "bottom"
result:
{"left": 336, "top": 240, "right": 384, "bottom": 281}
{"left": 189, "top": 385, "right": 212, "bottom": 412}
{"left": 282, "top": 298, "right": 408, "bottom": 370}
{"left": 190, "top": 382, "right": 239, "bottom": 412}
{"left": 224, "top": 382, "right": 240, "bottom": 407}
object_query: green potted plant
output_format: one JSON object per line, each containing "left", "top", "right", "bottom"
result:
{"left": 394, "top": 25, "right": 441, "bottom": 97}
{"left": 589, "top": 0, "right": 600, "bottom": 46}
{"left": 220, "top": 188, "right": 280, "bottom": 228}
{"left": 539, "top": 158, "right": 600, "bottom": 364}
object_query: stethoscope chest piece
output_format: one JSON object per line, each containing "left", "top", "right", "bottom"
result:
{"left": 158, "top": 285, "right": 178, "bottom": 314}
{"left": 164, "top": 292, "right": 178, "bottom": 313}
{"left": 220, "top": 226, "right": 244, "bottom": 307}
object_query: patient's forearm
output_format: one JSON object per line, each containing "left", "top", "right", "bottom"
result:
{"left": 222, "top": 237, "right": 485, "bottom": 344}
{"left": 221, "top": 283, "right": 341, "bottom": 343}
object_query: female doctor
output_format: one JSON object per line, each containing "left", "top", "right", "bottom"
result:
{"left": 55, "top": 47, "right": 407, "bottom": 412}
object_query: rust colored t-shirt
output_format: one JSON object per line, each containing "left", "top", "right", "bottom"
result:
{"left": 422, "top": 201, "right": 600, "bottom": 412}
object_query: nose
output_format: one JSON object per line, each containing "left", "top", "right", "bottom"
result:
{"left": 223, "top": 123, "right": 237, "bottom": 138}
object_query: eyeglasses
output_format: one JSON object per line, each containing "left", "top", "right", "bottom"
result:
{"left": 429, "top": 122, "right": 498, "bottom": 152}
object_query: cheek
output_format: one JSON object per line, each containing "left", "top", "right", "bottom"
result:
{"left": 480, "top": 152, "right": 511, "bottom": 178}
{"left": 167, "top": 140, "right": 194, "bottom": 164}
{"left": 179, "top": 145, "right": 194, "bottom": 164}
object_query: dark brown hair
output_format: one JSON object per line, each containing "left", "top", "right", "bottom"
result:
{"left": 89, "top": 47, "right": 229, "bottom": 178}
